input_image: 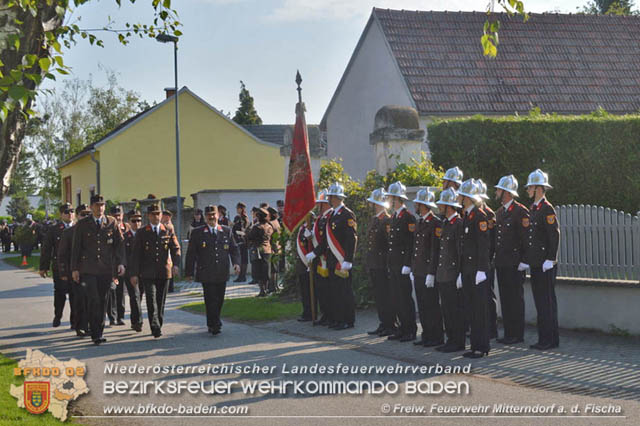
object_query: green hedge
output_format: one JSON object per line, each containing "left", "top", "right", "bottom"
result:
{"left": 428, "top": 111, "right": 640, "bottom": 214}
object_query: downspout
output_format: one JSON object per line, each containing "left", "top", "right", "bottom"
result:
{"left": 89, "top": 149, "right": 100, "bottom": 194}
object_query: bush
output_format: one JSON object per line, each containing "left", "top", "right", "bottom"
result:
{"left": 282, "top": 157, "right": 443, "bottom": 307}
{"left": 428, "top": 111, "right": 640, "bottom": 214}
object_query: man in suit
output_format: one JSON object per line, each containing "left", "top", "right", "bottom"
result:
{"left": 306, "top": 190, "right": 333, "bottom": 326}
{"left": 494, "top": 175, "right": 531, "bottom": 344}
{"left": 70, "top": 195, "right": 125, "bottom": 345}
{"left": 386, "top": 181, "right": 417, "bottom": 342}
{"left": 130, "top": 204, "right": 181, "bottom": 338}
{"left": 410, "top": 189, "right": 444, "bottom": 347}
{"left": 124, "top": 210, "right": 144, "bottom": 332}
{"left": 185, "top": 205, "right": 240, "bottom": 335}
{"left": 106, "top": 205, "right": 129, "bottom": 326}
{"left": 295, "top": 212, "right": 316, "bottom": 322}
{"left": 40, "top": 203, "right": 75, "bottom": 328}
{"left": 525, "top": 169, "right": 560, "bottom": 350}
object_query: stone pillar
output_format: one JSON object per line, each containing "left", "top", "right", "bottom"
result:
{"left": 120, "top": 201, "right": 136, "bottom": 216}
{"left": 369, "top": 105, "right": 425, "bottom": 176}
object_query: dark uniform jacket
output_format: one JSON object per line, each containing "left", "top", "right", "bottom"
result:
{"left": 185, "top": 224, "right": 240, "bottom": 283}
{"left": 482, "top": 205, "right": 496, "bottom": 266}
{"left": 295, "top": 223, "right": 313, "bottom": 275}
{"left": 461, "top": 206, "right": 490, "bottom": 275}
{"left": 325, "top": 204, "right": 357, "bottom": 269}
{"left": 528, "top": 198, "right": 560, "bottom": 267}
{"left": 495, "top": 200, "right": 531, "bottom": 268}
{"left": 1, "top": 226, "right": 11, "bottom": 244}
{"left": 71, "top": 215, "right": 125, "bottom": 276}
{"left": 247, "top": 222, "right": 274, "bottom": 255}
{"left": 365, "top": 211, "right": 390, "bottom": 270}
{"left": 123, "top": 229, "right": 137, "bottom": 278}
{"left": 436, "top": 213, "right": 463, "bottom": 283}
{"left": 411, "top": 213, "right": 442, "bottom": 277}
{"left": 232, "top": 214, "right": 250, "bottom": 245}
{"left": 388, "top": 207, "right": 416, "bottom": 269}
{"left": 311, "top": 209, "right": 332, "bottom": 258}
{"left": 56, "top": 225, "right": 75, "bottom": 279}
{"left": 39, "top": 220, "right": 69, "bottom": 275}
{"left": 130, "top": 224, "right": 181, "bottom": 280}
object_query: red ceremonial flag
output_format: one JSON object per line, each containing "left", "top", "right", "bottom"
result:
{"left": 283, "top": 74, "right": 315, "bottom": 232}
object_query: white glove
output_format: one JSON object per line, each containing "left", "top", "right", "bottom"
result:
{"left": 305, "top": 252, "right": 316, "bottom": 263}
{"left": 303, "top": 229, "right": 312, "bottom": 238}
{"left": 542, "top": 260, "right": 554, "bottom": 272}
{"left": 456, "top": 274, "right": 462, "bottom": 289}
{"left": 425, "top": 274, "right": 435, "bottom": 288}
{"left": 401, "top": 266, "right": 411, "bottom": 275}
{"left": 517, "top": 262, "right": 529, "bottom": 272}
{"left": 340, "top": 261, "right": 352, "bottom": 271}
{"left": 409, "top": 272, "right": 414, "bottom": 283}
{"left": 475, "top": 271, "right": 486, "bottom": 285}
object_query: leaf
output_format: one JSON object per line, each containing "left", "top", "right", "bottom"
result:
{"left": 38, "top": 57, "right": 51, "bottom": 71}
{"left": 8, "top": 85, "right": 28, "bottom": 101}
{"left": 54, "top": 56, "right": 64, "bottom": 67}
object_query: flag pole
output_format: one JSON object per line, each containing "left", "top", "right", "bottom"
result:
{"left": 297, "top": 71, "right": 317, "bottom": 324}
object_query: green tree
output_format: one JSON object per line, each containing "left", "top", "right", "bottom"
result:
{"left": 582, "top": 0, "right": 636, "bottom": 14}
{"left": 6, "top": 194, "right": 31, "bottom": 222}
{"left": 8, "top": 146, "right": 37, "bottom": 195}
{"left": 0, "top": 0, "right": 181, "bottom": 205}
{"left": 232, "top": 81, "right": 262, "bottom": 125}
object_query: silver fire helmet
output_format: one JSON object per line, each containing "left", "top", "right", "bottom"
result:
{"left": 495, "top": 174, "right": 519, "bottom": 197}
{"left": 443, "top": 166, "right": 464, "bottom": 185}
{"left": 437, "top": 188, "right": 462, "bottom": 208}
{"left": 367, "top": 188, "right": 389, "bottom": 208}
{"left": 525, "top": 169, "right": 553, "bottom": 189}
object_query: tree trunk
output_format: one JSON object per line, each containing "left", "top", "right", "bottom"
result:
{"left": 0, "top": 3, "right": 63, "bottom": 204}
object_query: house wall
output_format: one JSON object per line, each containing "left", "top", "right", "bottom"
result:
{"left": 59, "top": 153, "right": 98, "bottom": 206}
{"left": 324, "top": 17, "right": 417, "bottom": 180}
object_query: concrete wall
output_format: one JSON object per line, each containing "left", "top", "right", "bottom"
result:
{"left": 324, "top": 17, "right": 417, "bottom": 180}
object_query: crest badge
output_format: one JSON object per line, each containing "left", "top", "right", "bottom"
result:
{"left": 546, "top": 215, "right": 556, "bottom": 225}
{"left": 24, "top": 382, "right": 50, "bottom": 415}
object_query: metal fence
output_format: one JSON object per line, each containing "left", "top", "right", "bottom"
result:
{"left": 556, "top": 205, "right": 640, "bottom": 281}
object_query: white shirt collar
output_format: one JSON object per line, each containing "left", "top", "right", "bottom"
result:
{"left": 422, "top": 211, "right": 433, "bottom": 221}
{"left": 447, "top": 212, "right": 459, "bottom": 222}
{"left": 465, "top": 204, "right": 475, "bottom": 215}
{"left": 333, "top": 203, "right": 344, "bottom": 214}
{"left": 376, "top": 210, "right": 386, "bottom": 218}
{"left": 534, "top": 197, "right": 545, "bottom": 207}
{"left": 395, "top": 205, "right": 406, "bottom": 215}
{"left": 92, "top": 214, "right": 104, "bottom": 224}
{"left": 322, "top": 208, "right": 333, "bottom": 218}
{"left": 131, "top": 230, "right": 136, "bottom": 236}
{"left": 503, "top": 199, "right": 514, "bottom": 210}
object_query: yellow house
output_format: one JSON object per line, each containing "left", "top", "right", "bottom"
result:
{"left": 58, "top": 87, "right": 287, "bottom": 205}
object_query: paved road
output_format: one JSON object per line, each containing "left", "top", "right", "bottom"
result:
{"left": 0, "top": 259, "right": 638, "bottom": 425}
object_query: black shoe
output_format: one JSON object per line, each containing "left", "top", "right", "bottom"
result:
{"left": 367, "top": 325, "right": 384, "bottom": 335}
{"left": 313, "top": 318, "right": 328, "bottom": 326}
{"left": 424, "top": 340, "right": 445, "bottom": 347}
{"left": 116, "top": 320, "right": 125, "bottom": 326}
{"left": 399, "top": 334, "right": 416, "bottom": 342}
{"left": 132, "top": 324, "right": 142, "bottom": 332}
{"left": 152, "top": 329, "right": 162, "bottom": 338}
{"left": 69, "top": 324, "right": 75, "bottom": 330}
{"left": 233, "top": 277, "right": 242, "bottom": 283}
{"left": 530, "top": 342, "right": 553, "bottom": 350}
{"left": 249, "top": 279, "right": 258, "bottom": 284}
{"left": 76, "top": 330, "right": 86, "bottom": 337}
{"left": 387, "top": 333, "right": 403, "bottom": 341}
{"left": 437, "top": 344, "right": 465, "bottom": 353}
{"left": 463, "top": 350, "right": 488, "bottom": 358}
{"left": 93, "top": 337, "right": 107, "bottom": 345}
{"left": 328, "top": 322, "right": 341, "bottom": 329}
{"left": 332, "top": 322, "right": 349, "bottom": 330}
{"left": 52, "top": 317, "right": 61, "bottom": 328}
{"left": 505, "top": 338, "right": 524, "bottom": 344}
{"left": 496, "top": 337, "right": 508, "bottom": 344}
{"left": 378, "top": 328, "right": 395, "bottom": 337}
{"left": 256, "top": 291, "right": 266, "bottom": 298}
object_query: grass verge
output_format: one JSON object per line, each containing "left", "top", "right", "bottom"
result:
{"left": 0, "top": 352, "right": 71, "bottom": 424}
{"left": 3, "top": 255, "right": 39, "bottom": 271}
{"left": 181, "top": 295, "right": 302, "bottom": 322}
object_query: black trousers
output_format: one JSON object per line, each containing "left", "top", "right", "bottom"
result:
{"left": 487, "top": 267, "right": 498, "bottom": 338}
{"left": 298, "top": 271, "right": 317, "bottom": 320}
{"left": 124, "top": 276, "right": 144, "bottom": 327}
{"left": 106, "top": 282, "right": 125, "bottom": 322}
{"left": 202, "top": 281, "right": 227, "bottom": 330}
{"left": 414, "top": 275, "right": 444, "bottom": 343}
{"left": 314, "top": 272, "right": 330, "bottom": 320}
{"left": 328, "top": 269, "right": 355, "bottom": 325}
{"left": 53, "top": 275, "right": 74, "bottom": 324}
{"left": 143, "top": 279, "right": 169, "bottom": 332}
{"left": 2, "top": 241, "right": 10, "bottom": 252}
{"left": 496, "top": 266, "right": 525, "bottom": 340}
{"left": 439, "top": 280, "right": 465, "bottom": 347}
{"left": 369, "top": 268, "right": 393, "bottom": 331}
{"left": 530, "top": 265, "right": 559, "bottom": 346}
{"left": 389, "top": 268, "right": 416, "bottom": 336}
{"left": 462, "top": 273, "right": 490, "bottom": 353}
{"left": 71, "top": 280, "right": 89, "bottom": 332}
{"left": 83, "top": 274, "right": 111, "bottom": 340}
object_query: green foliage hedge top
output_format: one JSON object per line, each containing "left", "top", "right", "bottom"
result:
{"left": 428, "top": 112, "right": 640, "bottom": 214}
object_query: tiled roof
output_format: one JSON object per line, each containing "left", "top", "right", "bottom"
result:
{"left": 242, "top": 124, "right": 288, "bottom": 145}
{"left": 374, "top": 9, "right": 640, "bottom": 115}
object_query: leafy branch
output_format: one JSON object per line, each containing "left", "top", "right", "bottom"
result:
{"left": 483, "top": 0, "right": 528, "bottom": 57}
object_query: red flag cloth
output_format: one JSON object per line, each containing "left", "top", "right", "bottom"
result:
{"left": 283, "top": 102, "right": 316, "bottom": 232}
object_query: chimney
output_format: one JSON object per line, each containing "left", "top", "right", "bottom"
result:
{"left": 164, "top": 87, "right": 176, "bottom": 99}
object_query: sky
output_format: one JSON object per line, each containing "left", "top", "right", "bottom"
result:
{"left": 48, "top": 0, "right": 588, "bottom": 125}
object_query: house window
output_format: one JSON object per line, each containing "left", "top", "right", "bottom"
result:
{"left": 76, "top": 190, "right": 81, "bottom": 207}
{"left": 63, "top": 176, "right": 72, "bottom": 204}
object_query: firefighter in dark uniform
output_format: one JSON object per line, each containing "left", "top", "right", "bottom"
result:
{"left": 458, "top": 179, "right": 491, "bottom": 358}
{"left": 0, "top": 220, "right": 11, "bottom": 252}
{"left": 320, "top": 183, "right": 357, "bottom": 330}
{"left": 364, "top": 188, "right": 393, "bottom": 337}
{"left": 435, "top": 188, "right": 465, "bottom": 353}
{"left": 70, "top": 195, "right": 126, "bottom": 345}
{"left": 267, "top": 206, "right": 282, "bottom": 293}
{"left": 130, "top": 204, "right": 181, "bottom": 338}
{"left": 305, "top": 190, "right": 333, "bottom": 326}
{"left": 232, "top": 202, "right": 250, "bottom": 282}
{"left": 477, "top": 179, "right": 498, "bottom": 339}
{"left": 410, "top": 189, "right": 444, "bottom": 347}
{"left": 39, "top": 203, "right": 75, "bottom": 328}
{"left": 185, "top": 205, "right": 240, "bottom": 335}
{"left": 246, "top": 207, "right": 273, "bottom": 298}
{"left": 386, "top": 181, "right": 417, "bottom": 342}
{"left": 58, "top": 204, "right": 90, "bottom": 336}
{"left": 525, "top": 169, "right": 560, "bottom": 350}
{"left": 124, "top": 210, "right": 144, "bottom": 332}
{"left": 295, "top": 211, "right": 316, "bottom": 321}
{"left": 494, "top": 174, "right": 531, "bottom": 344}
{"left": 106, "top": 205, "right": 128, "bottom": 326}
{"left": 217, "top": 205, "right": 230, "bottom": 226}
{"left": 442, "top": 166, "right": 464, "bottom": 191}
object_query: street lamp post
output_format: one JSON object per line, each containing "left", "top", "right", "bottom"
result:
{"left": 156, "top": 33, "right": 183, "bottom": 270}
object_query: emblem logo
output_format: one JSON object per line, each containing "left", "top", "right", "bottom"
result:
{"left": 546, "top": 215, "right": 556, "bottom": 225}
{"left": 479, "top": 221, "right": 488, "bottom": 232}
{"left": 24, "top": 382, "right": 50, "bottom": 415}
